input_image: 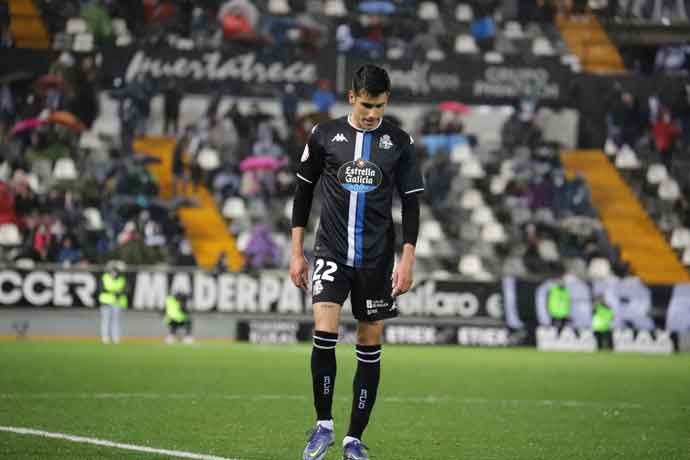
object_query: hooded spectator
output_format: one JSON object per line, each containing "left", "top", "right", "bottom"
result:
{"left": 243, "top": 224, "right": 281, "bottom": 269}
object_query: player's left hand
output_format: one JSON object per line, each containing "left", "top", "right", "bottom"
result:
{"left": 391, "top": 257, "right": 414, "bottom": 298}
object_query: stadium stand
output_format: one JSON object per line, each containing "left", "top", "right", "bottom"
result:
{"left": 0, "top": 0, "right": 688, "bottom": 283}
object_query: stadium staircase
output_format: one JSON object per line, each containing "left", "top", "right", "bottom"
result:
{"left": 556, "top": 14, "right": 625, "bottom": 73}
{"left": 8, "top": 0, "right": 50, "bottom": 49}
{"left": 561, "top": 150, "right": 689, "bottom": 284}
{"left": 133, "top": 137, "right": 244, "bottom": 271}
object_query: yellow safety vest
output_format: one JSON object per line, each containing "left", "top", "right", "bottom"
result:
{"left": 165, "top": 295, "right": 188, "bottom": 323}
{"left": 99, "top": 273, "right": 128, "bottom": 308}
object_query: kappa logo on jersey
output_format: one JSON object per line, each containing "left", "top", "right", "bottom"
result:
{"left": 331, "top": 133, "right": 348, "bottom": 143}
{"left": 378, "top": 134, "right": 393, "bottom": 150}
{"left": 313, "top": 279, "right": 324, "bottom": 296}
{"left": 337, "top": 159, "right": 383, "bottom": 193}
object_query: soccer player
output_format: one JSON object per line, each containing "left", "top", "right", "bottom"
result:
{"left": 290, "top": 64, "right": 424, "bottom": 460}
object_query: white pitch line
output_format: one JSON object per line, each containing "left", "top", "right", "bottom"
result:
{"left": 1, "top": 393, "right": 687, "bottom": 411}
{"left": 0, "top": 426, "right": 239, "bottom": 460}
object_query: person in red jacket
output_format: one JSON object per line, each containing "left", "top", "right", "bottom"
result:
{"left": 652, "top": 108, "right": 680, "bottom": 172}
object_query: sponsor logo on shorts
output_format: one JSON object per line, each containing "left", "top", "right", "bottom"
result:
{"left": 366, "top": 299, "right": 389, "bottom": 315}
{"left": 313, "top": 279, "right": 324, "bottom": 296}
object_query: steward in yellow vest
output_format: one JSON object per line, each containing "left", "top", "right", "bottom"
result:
{"left": 165, "top": 292, "right": 193, "bottom": 344}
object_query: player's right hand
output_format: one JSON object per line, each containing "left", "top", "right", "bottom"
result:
{"left": 289, "top": 254, "right": 310, "bottom": 291}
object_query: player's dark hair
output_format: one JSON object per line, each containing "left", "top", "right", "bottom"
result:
{"left": 351, "top": 64, "right": 391, "bottom": 97}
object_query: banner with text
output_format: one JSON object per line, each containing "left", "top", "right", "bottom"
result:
{"left": 101, "top": 45, "right": 334, "bottom": 97}
{"left": 344, "top": 54, "right": 572, "bottom": 106}
{"left": 1, "top": 269, "right": 689, "bottom": 351}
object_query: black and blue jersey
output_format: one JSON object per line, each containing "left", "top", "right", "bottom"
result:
{"left": 296, "top": 115, "right": 424, "bottom": 269}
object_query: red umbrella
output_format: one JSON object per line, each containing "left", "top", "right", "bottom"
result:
{"left": 33, "top": 74, "right": 67, "bottom": 93}
{"left": 46, "top": 111, "right": 86, "bottom": 133}
{"left": 240, "top": 155, "right": 287, "bottom": 172}
{"left": 438, "top": 101, "right": 471, "bottom": 115}
{"left": 10, "top": 118, "right": 46, "bottom": 136}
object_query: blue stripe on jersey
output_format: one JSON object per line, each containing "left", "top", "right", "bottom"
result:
{"left": 354, "top": 133, "right": 372, "bottom": 268}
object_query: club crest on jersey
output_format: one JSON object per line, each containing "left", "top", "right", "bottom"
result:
{"left": 331, "top": 133, "right": 348, "bottom": 143}
{"left": 337, "top": 159, "right": 382, "bottom": 193}
{"left": 378, "top": 134, "right": 393, "bottom": 150}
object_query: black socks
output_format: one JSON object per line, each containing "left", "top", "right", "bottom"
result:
{"left": 347, "top": 344, "right": 381, "bottom": 439}
{"left": 311, "top": 330, "right": 338, "bottom": 421}
{"left": 311, "top": 333, "right": 382, "bottom": 440}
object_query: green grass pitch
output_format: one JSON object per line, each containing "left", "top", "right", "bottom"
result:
{"left": 1, "top": 341, "right": 689, "bottom": 460}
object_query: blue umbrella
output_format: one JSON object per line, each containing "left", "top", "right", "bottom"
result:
{"left": 358, "top": 1, "right": 396, "bottom": 15}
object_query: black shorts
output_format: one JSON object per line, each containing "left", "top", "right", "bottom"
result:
{"left": 311, "top": 256, "right": 398, "bottom": 322}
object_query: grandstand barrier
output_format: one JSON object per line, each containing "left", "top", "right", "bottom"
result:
{"left": 0, "top": 267, "right": 688, "bottom": 353}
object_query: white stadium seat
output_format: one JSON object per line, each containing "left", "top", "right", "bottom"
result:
{"left": 66, "top": 18, "right": 87, "bottom": 35}
{"left": 324, "top": 0, "right": 347, "bottom": 17}
{"left": 450, "top": 143, "right": 473, "bottom": 164}
{"left": 481, "top": 222, "right": 507, "bottom": 243}
{"left": 198, "top": 148, "right": 220, "bottom": 170}
{"left": 111, "top": 18, "right": 128, "bottom": 36}
{"left": 484, "top": 51, "right": 504, "bottom": 63}
{"left": 83, "top": 207, "right": 105, "bottom": 231}
{"left": 454, "top": 35, "right": 478, "bottom": 54}
{"left": 646, "top": 163, "right": 668, "bottom": 185}
{"left": 53, "top": 158, "right": 78, "bottom": 181}
{"left": 588, "top": 257, "right": 613, "bottom": 279}
{"left": 268, "top": 0, "right": 291, "bottom": 14}
{"left": 0, "top": 224, "right": 22, "bottom": 246}
{"left": 461, "top": 189, "right": 484, "bottom": 209}
{"left": 456, "top": 4, "right": 473, "bottom": 22}
{"left": 471, "top": 206, "right": 494, "bottom": 226}
{"left": 615, "top": 145, "right": 641, "bottom": 170}
{"left": 532, "top": 37, "right": 554, "bottom": 56}
{"left": 418, "top": 1, "right": 440, "bottom": 20}
{"left": 421, "top": 220, "right": 444, "bottom": 241}
{"left": 658, "top": 178, "right": 680, "bottom": 202}
{"left": 222, "top": 197, "right": 247, "bottom": 220}
{"left": 458, "top": 254, "right": 493, "bottom": 280}
{"left": 604, "top": 138, "right": 618, "bottom": 156}
{"left": 671, "top": 227, "right": 690, "bottom": 249}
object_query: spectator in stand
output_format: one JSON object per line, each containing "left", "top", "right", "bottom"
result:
{"left": 32, "top": 223, "right": 53, "bottom": 261}
{"left": 652, "top": 107, "right": 680, "bottom": 172}
{"left": 424, "top": 150, "right": 454, "bottom": 213}
{"left": 674, "top": 84, "right": 690, "bottom": 149}
{"left": 218, "top": 0, "right": 260, "bottom": 40}
{"left": 282, "top": 84, "right": 299, "bottom": 128}
{"left": 117, "top": 220, "right": 139, "bottom": 246}
{"left": 252, "top": 123, "right": 284, "bottom": 158}
{"left": 470, "top": 3, "right": 496, "bottom": 52}
{"left": 0, "top": 83, "right": 15, "bottom": 133}
{"left": 0, "top": 1, "right": 12, "bottom": 47}
{"left": 209, "top": 112, "right": 240, "bottom": 165}
{"left": 215, "top": 251, "right": 229, "bottom": 274}
{"left": 608, "top": 91, "right": 644, "bottom": 148}
{"left": 0, "top": 182, "right": 17, "bottom": 226}
{"left": 163, "top": 80, "right": 182, "bottom": 136}
{"left": 172, "top": 127, "right": 192, "bottom": 196}
{"left": 243, "top": 224, "right": 281, "bottom": 270}
{"left": 312, "top": 79, "right": 335, "bottom": 116}
{"left": 56, "top": 235, "right": 83, "bottom": 266}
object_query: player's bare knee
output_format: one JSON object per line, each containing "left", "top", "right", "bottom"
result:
{"left": 313, "top": 302, "right": 341, "bottom": 332}
{"left": 356, "top": 320, "right": 383, "bottom": 345}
